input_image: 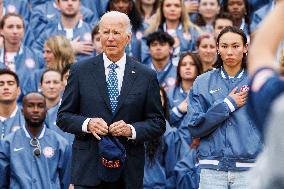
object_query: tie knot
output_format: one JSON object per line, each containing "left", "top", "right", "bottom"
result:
{"left": 108, "top": 63, "right": 118, "bottom": 70}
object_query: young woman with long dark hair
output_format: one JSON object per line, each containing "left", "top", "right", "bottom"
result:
{"left": 186, "top": 26, "right": 262, "bottom": 189}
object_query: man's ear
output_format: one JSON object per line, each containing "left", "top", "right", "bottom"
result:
{"left": 169, "top": 47, "right": 173, "bottom": 55}
{"left": 55, "top": 0, "right": 60, "bottom": 10}
{"left": 17, "top": 87, "right": 21, "bottom": 97}
{"left": 126, "top": 33, "right": 132, "bottom": 45}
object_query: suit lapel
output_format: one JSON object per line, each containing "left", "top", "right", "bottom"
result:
{"left": 114, "top": 57, "right": 137, "bottom": 115}
{"left": 91, "top": 54, "right": 112, "bottom": 112}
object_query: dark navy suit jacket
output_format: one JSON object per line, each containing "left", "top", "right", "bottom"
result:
{"left": 57, "top": 54, "right": 165, "bottom": 189}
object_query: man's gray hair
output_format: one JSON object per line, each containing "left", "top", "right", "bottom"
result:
{"left": 99, "top": 11, "right": 132, "bottom": 34}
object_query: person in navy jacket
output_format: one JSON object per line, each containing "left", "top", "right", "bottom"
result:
{"left": 0, "top": 70, "right": 24, "bottom": 140}
{"left": 186, "top": 26, "right": 262, "bottom": 189}
{"left": 57, "top": 11, "right": 165, "bottom": 189}
{"left": 0, "top": 92, "right": 71, "bottom": 189}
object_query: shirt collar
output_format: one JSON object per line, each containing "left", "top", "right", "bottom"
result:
{"left": 179, "top": 85, "right": 187, "bottom": 94}
{"left": 0, "top": 106, "right": 18, "bottom": 122}
{"left": 23, "top": 124, "right": 46, "bottom": 139}
{"left": 18, "top": 44, "right": 24, "bottom": 55}
{"left": 103, "top": 53, "right": 126, "bottom": 70}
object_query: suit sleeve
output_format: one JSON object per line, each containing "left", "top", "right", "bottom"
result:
{"left": 187, "top": 82, "right": 233, "bottom": 138}
{"left": 56, "top": 64, "right": 88, "bottom": 135}
{"left": 131, "top": 72, "right": 166, "bottom": 143}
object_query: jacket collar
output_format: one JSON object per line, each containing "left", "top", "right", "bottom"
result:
{"left": 0, "top": 44, "right": 24, "bottom": 62}
{"left": 23, "top": 124, "right": 46, "bottom": 139}
{"left": 57, "top": 19, "right": 83, "bottom": 30}
{"left": 221, "top": 66, "right": 244, "bottom": 79}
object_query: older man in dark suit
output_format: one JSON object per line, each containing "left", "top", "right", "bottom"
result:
{"left": 57, "top": 11, "right": 165, "bottom": 189}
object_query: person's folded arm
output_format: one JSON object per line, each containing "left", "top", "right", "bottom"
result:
{"left": 187, "top": 85, "right": 236, "bottom": 138}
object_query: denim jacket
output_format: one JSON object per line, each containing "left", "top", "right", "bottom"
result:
{"left": 187, "top": 68, "right": 263, "bottom": 171}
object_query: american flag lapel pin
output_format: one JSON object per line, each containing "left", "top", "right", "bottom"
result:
{"left": 132, "top": 71, "right": 135, "bottom": 74}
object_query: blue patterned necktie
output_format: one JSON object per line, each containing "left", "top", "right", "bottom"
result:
{"left": 107, "top": 63, "right": 119, "bottom": 113}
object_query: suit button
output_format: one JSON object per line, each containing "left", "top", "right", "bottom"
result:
{"left": 32, "top": 178, "right": 37, "bottom": 183}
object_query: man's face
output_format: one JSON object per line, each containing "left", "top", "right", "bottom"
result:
{"left": 1, "top": 16, "right": 24, "bottom": 46}
{"left": 110, "top": 0, "right": 132, "bottom": 15}
{"left": 149, "top": 41, "right": 172, "bottom": 62}
{"left": 57, "top": 0, "right": 80, "bottom": 18}
{"left": 100, "top": 17, "right": 131, "bottom": 62}
{"left": 0, "top": 74, "right": 20, "bottom": 104}
{"left": 22, "top": 93, "right": 47, "bottom": 127}
{"left": 40, "top": 71, "right": 63, "bottom": 101}
{"left": 227, "top": 0, "right": 246, "bottom": 20}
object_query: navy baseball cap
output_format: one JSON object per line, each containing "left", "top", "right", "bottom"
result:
{"left": 98, "top": 135, "right": 126, "bottom": 182}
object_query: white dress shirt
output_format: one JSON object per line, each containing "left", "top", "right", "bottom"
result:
{"left": 82, "top": 53, "right": 136, "bottom": 139}
{"left": 103, "top": 53, "right": 126, "bottom": 94}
